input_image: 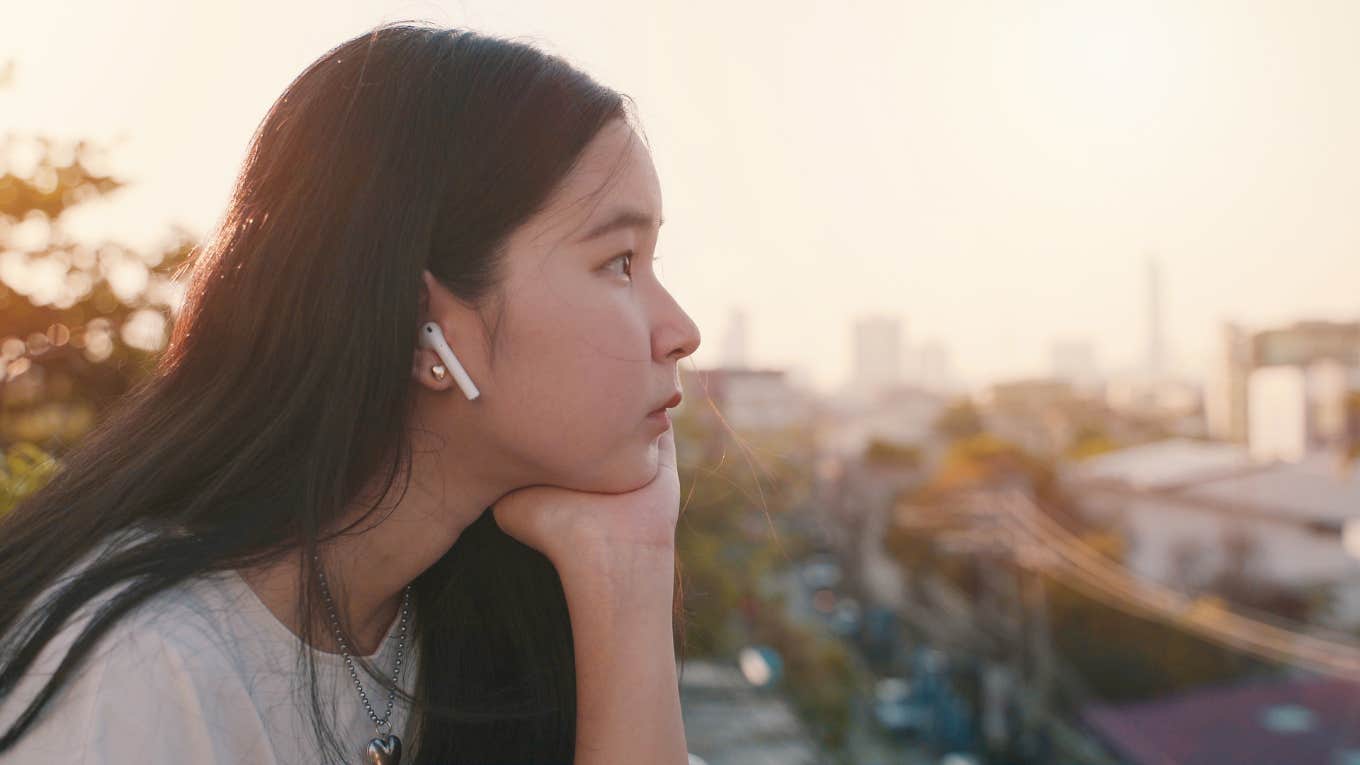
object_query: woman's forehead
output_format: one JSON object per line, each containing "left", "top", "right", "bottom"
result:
{"left": 520, "top": 127, "right": 661, "bottom": 248}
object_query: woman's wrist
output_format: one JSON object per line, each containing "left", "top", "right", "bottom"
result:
{"left": 552, "top": 539, "right": 676, "bottom": 607}
{"left": 556, "top": 539, "right": 688, "bottom": 763}
{"left": 551, "top": 527, "right": 675, "bottom": 578}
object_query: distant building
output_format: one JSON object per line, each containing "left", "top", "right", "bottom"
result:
{"left": 819, "top": 383, "right": 947, "bottom": 460}
{"left": 720, "top": 307, "right": 750, "bottom": 369}
{"left": 1050, "top": 338, "right": 1101, "bottom": 393}
{"left": 871, "top": 384, "right": 948, "bottom": 448}
{"left": 1248, "top": 360, "right": 1360, "bottom": 462}
{"left": 979, "top": 378, "right": 1084, "bottom": 456}
{"left": 1103, "top": 374, "right": 1203, "bottom": 437}
{"left": 850, "top": 315, "right": 903, "bottom": 401}
{"left": 678, "top": 367, "right": 816, "bottom": 465}
{"left": 971, "top": 376, "right": 1183, "bottom": 457}
{"left": 1257, "top": 321, "right": 1360, "bottom": 367}
{"left": 1207, "top": 319, "right": 1360, "bottom": 454}
{"left": 679, "top": 367, "right": 811, "bottom": 432}
{"left": 983, "top": 378, "right": 1076, "bottom": 412}
{"left": 1064, "top": 438, "right": 1360, "bottom": 628}
{"left": 1206, "top": 322, "right": 1252, "bottom": 443}
{"left": 915, "top": 340, "right": 957, "bottom": 395}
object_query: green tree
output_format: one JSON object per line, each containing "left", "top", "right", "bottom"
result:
{"left": 1044, "top": 572, "right": 1263, "bottom": 702}
{"left": 745, "top": 599, "right": 857, "bottom": 751}
{"left": 862, "top": 438, "right": 922, "bottom": 469}
{"left": 1066, "top": 424, "right": 1118, "bottom": 460}
{"left": 933, "top": 432, "right": 1041, "bottom": 491}
{"left": 933, "top": 398, "right": 984, "bottom": 442}
{"left": 0, "top": 59, "right": 196, "bottom": 454}
{"left": 0, "top": 441, "right": 56, "bottom": 519}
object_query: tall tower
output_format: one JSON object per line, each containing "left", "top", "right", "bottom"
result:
{"left": 720, "top": 307, "right": 750, "bottom": 369}
{"left": 1146, "top": 254, "right": 1166, "bottom": 377}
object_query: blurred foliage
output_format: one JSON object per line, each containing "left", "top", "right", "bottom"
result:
{"left": 673, "top": 402, "right": 814, "bottom": 651}
{"left": 671, "top": 402, "right": 856, "bottom": 751}
{"left": 1065, "top": 424, "right": 1119, "bottom": 461}
{"left": 1, "top": 63, "right": 196, "bottom": 455}
{"left": 1044, "top": 573, "right": 1264, "bottom": 702}
{"left": 932, "top": 432, "right": 1045, "bottom": 493}
{"left": 675, "top": 454, "right": 814, "bottom": 649}
{"left": 1042, "top": 529, "right": 1296, "bottom": 701}
{"left": 0, "top": 440, "right": 57, "bottom": 519}
{"left": 745, "top": 596, "right": 857, "bottom": 751}
{"left": 890, "top": 503, "right": 1265, "bottom": 702}
{"left": 862, "top": 438, "right": 922, "bottom": 470}
{"left": 884, "top": 424, "right": 1275, "bottom": 704}
{"left": 884, "top": 499, "right": 981, "bottom": 597}
{"left": 933, "top": 398, "right": 984, "bottom": 442}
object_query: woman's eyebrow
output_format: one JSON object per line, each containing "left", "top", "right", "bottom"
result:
{"left": 574, "top": 209, "right": 664, "bottom": 243}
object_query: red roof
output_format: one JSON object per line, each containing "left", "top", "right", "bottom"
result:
{"left": 1082, "top": 674, "right": 1360, "bottom": 764}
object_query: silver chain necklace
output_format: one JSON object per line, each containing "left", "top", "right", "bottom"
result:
{"left": 314, "top": 554, "right": 412, "bottom": 765}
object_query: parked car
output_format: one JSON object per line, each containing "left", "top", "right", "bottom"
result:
{"left": 872, "top": 676, "right": 932, "bottom": 738}
{"left": 828, "top": 596, "right": 862, "bottom": 637}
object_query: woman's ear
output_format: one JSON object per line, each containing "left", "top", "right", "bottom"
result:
{"left": 418, "top": 269, "right": 434, "bottom": 318}
{"left": 414, "top": 270, "right": 484, "bottom": 400}
{"left": 413, "top": 270, "right": 444, "bottom": 387}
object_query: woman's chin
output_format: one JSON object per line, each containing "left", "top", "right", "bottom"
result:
{"left": 581, "top": 446, "right": 660, "bottom": 494}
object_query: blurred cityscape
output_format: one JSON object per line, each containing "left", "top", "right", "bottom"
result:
{"left": 5, "top": 49, "right": 1360, "bottom": 765}
{"left": 669, "top": 288, "right": 1360, "bottom": 764}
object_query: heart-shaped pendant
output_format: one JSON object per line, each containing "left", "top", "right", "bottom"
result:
{"left": 366, "top": 733, "right": 402, "bottom": 765}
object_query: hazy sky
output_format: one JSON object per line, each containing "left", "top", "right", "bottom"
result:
{"left": 3, "top": 0, "right": 1358, "bottom": 393}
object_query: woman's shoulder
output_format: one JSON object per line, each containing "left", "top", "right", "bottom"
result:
{"left": 0, "top": 533, "right": 279, "bottom": 762}
{"left": 14, "top": 527, "right": 254, "bottom": 672}
{"left": 1, "top": 599, "right": 278, "bottom": 763}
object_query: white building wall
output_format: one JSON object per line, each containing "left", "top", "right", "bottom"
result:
{"left": 1248, "top": 366, "right": 1308, "bottom": 462}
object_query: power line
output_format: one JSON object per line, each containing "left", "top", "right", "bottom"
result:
{"left": 972, "top": 489, "right": 1360, "bottom": 679}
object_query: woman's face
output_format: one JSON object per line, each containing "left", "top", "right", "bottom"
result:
{"left": 425, "top": 119, "right": 701, "bottom": 493}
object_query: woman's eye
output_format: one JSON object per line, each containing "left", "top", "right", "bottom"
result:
{"left": 606, "top": 252, "right": 633, "bottom": 279}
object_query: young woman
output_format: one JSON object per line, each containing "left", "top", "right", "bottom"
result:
{"left": 0, "top": 21, "right": 701, "bottom": 764}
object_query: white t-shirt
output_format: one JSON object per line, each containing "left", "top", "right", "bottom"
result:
{"left": 0, "top": 528, "right": 421, "bottom": 764}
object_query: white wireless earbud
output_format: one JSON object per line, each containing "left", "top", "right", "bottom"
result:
{"left": 418, "top": 321, "right": 480, "bottom": 400}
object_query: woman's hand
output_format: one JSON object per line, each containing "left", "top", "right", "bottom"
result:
{"left": 493, "top": 428, "right": 689, "bottom": 764}
{"left": 490, "top": 428, "right": 680, "bottom": 570}
{"left": 494, "top": 428, "right": 689, "bottom": 763}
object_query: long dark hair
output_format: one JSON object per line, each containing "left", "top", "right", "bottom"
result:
{"left": 0, "top": 21, "right": 686, "bottom": 763}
